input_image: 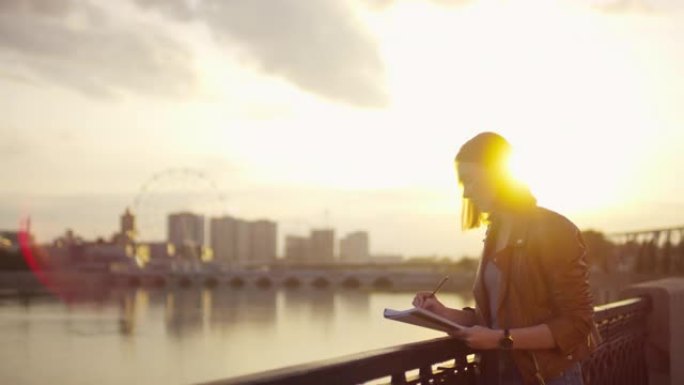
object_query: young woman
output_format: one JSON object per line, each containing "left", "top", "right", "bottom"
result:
{"left": 412, "top": 132, "right": 600, "bottom": 385}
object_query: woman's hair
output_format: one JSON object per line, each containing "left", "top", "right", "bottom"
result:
{"left": 455, "top": 132, "right": 536, "bottom": 230}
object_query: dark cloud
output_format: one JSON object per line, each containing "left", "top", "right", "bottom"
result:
{"left": 0, "top": 0, "right": 73, "bottom": 17}
{"left": 1, "top": 0, "right": 386, "bottom": 106}
{"left": 135, "top": 0, "right": 388, "bottom": 107}
{"left": 0, "top": 0, "right": 196, "bottom": 98}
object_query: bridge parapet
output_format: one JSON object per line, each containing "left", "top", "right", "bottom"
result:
{"left": 109, "top": 269, "right": 474, "bottom": 291}
{"left": 622, "top": 278, "right": 684, "bottom": 385}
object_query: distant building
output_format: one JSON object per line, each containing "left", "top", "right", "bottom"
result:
{"left": 210, "top": 216, "right": 277, "bottom": 264}
{"left": 310, "top": 229, "right": 335, "bottom": 261}
{"left": 0, "top": 230, "right": 27, "bottom": 271}
{"left": 121, "top": 207, "right": 136, "bottom": 241}
{"left": 250, "top": 220, "right": 277, "bottom": 262}
{"left": 55, "top": 228, "right": 83, "bottom": 247}
{"left": 285, "top": 236, "right": 309, "bottom": 260}
{"left": 340, "top": 231, "right": 369, "bottom": 260}
{"left": 111, "top": 208, "right": 137, "bottom": 245}
{"left": 68, "top": 242, "right": 132, "bottom": 272}
{"left": 210, "top": 216, "right": 238, "bottom": 262}
{"left": 137, "top": 241, "right": 175, "bottom": 270}
{"left": 146, "top": 241, "right": 175, "bottom": 260}
{"left": 168, "top": 212, "right": 205, "bottom": 259}
{"left": 84, "top": 243, "right": 131, "bottom": 260}
{"left": 235, "top": 219, "right": 251, "bottom": 262}
{"left": 0, "top": 231, "right": 19, "bottom": 251}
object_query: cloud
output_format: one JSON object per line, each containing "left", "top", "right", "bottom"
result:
{"left": 0, "top": 0, "right": 73, "bottom": 17}
{"left": 362, "top": 0, "right": 472, "bottom": 11}
{"left": 570, "top": 0, "right": 684, "bottom": 14}
{"left": 0, "top": 0, "right": 196, "bottom": 98}
{"left": 135, "top": 0, "right": 388, "bottom": 107}
{"left": 0, "top": 0, "right": 386, "bottom": 106}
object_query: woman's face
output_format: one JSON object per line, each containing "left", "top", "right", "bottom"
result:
{"left": 456, "top": 162, "right": 496, "bottom": 213}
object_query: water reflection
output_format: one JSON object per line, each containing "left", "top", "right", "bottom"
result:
{"left": 206, "top": 288, "right": 277, "bottom": 331}
{"left": 336, "top": 290, "right": 371, "bottom": 316}
{"left": 282, "top": 287, "right": 335, "bottom": 324}
{"left": 0, "top": 287, "right": 470, "bottom": 385}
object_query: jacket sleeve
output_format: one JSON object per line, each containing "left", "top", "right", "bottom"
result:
{"left": 538, "top": 220, "right": 595, "bottom": 356}
{"left": 462, "top": 306, "right": 487, "bottom": 326}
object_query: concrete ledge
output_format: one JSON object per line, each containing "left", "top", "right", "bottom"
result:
{"left": 621, "top": 277, "right": 684, "bottom": 385}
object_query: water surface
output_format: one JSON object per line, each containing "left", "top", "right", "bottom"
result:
{"left": 0, "top": 287, "right": 473, "bottom": 385}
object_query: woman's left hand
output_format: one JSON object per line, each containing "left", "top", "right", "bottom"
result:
{"left": 450, "top": 325, "right": 503, "bottom": 350}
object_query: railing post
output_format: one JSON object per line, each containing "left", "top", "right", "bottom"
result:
{"left": 419, "top": 365, "right": 432, "bottom": 380}
{"left": 622, "top": 278, "right": 684, "bottom": 385}
{"left": 390, "top": 372, "right": 406, "bottom": 384}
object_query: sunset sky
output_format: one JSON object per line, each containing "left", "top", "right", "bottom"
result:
{"left": 2, "top": 0, "right": 683, "bottom": 258}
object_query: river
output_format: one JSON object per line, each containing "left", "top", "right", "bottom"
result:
{"left": 0, "top": 287, "right": 474, "bottom": 385}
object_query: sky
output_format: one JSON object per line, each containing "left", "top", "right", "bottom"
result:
{"left": 2, "top": 0, "right": 684, "bottom": 259}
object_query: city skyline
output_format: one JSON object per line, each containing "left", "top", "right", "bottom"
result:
{"left": 6, "top": 178, "right": 684, "bottom": 261}
{"left": 39, "top": 207, "right": 380, "bottom": 261}
{"left": 3, "top": 1, "right": 684, "bottom": 259}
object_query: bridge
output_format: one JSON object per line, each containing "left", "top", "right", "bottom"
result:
{"left": 110, "top": 268, "right": 475, "bottom": 292}
{"left": 608, "top": 224, "right": 684, "bottom": 275}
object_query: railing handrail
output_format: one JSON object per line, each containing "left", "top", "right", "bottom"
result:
{"left": 198, "top": 337, "right": 472, "bottom": 385}
{"left": 197, "top": 296, "right": 651, "bottom": 385}
{"left": 593, "top": 296, "right": 650, "bottom": 315}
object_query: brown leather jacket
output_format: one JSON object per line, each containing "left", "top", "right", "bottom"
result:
{"left": 469, "top": 206, "right": 601, "bottom": 384}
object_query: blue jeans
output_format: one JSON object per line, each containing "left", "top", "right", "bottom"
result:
{"left": 545, "top": 363, "right": 584, "bottom": 385}
{"left": 500, "top": 363, "right": 584, "bottom": 385}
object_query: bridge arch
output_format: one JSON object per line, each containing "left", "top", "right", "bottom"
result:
{"left": 178, "top": 276, "right": 192, "bottom": 288}
{"left": 283, "top": 277, "right": 301, "bottom": 289}
{"left": 256, "top": 277, "right": 273, "bottom": 289}
{"left": 341, "top": 277, "right": 361, "bottom": 289}
{"left": 373, "top": 277, "right": 393, "bottom": 290}
{"left": 128, "top": 276, "right": 141, "bottom": 287}
{"left": 229, "top": 277, "right": 245, "bottom": 288}
{"left": 311, "top": 277, "right": 330, "bottom": 289}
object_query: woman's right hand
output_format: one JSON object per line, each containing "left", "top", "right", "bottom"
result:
{"left": 412, "top": 291, "right": 447, "bottom": 316}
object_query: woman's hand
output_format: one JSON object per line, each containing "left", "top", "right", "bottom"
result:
{"left": 451, "top": 326, "right": 503, "bottom": 350}
{"left": 412, "top": 291, "right": 447, "bottom": 316}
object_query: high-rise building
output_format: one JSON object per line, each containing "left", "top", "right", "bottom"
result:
{"left": 250, "top": 220, "right": 277, "bottom": 262}
{"left": 310, "top": 229, "right": 335, "bottom": 261}
{"left": 168, "top": 212, "right": 205, "bottom": 256}
{"left": 285, "top": 236, "right": 309, "bottom": 260}
{"left": 210, "top": 216, "right": 278, "bottom": 264}
{"left": 340, "top": 231, "right": 369, "bottom": 260}
{"left": 235, "top": 219, "right": 251, "bottom": 262}
{"left": 210, "top": 216, "right": 238, "bottom": 262}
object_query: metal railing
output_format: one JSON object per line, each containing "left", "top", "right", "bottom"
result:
{"left": 581, "top": 297, "right": 651, "bottom": 385}
{"left": 200, "top": 296, "right": 651, "bottom": 385}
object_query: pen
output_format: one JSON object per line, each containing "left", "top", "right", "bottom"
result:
{"left": 430, "top": 276, "right": 449, "bottom": 297}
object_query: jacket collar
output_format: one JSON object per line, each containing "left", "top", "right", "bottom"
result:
{"left": 472, "top": 208, "right": 532, "bottom": 327}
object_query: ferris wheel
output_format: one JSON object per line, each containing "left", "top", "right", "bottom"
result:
{"left": 131, "top": 168, "right": 228, "bottom": 246}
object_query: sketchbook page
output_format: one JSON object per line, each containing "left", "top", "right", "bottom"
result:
{"left": 383, "top": 307, "right": 464, "bottom": 333}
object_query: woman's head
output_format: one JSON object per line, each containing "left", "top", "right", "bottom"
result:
{"left": 455, "top": 132, "right": 536, "bottom": 230}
